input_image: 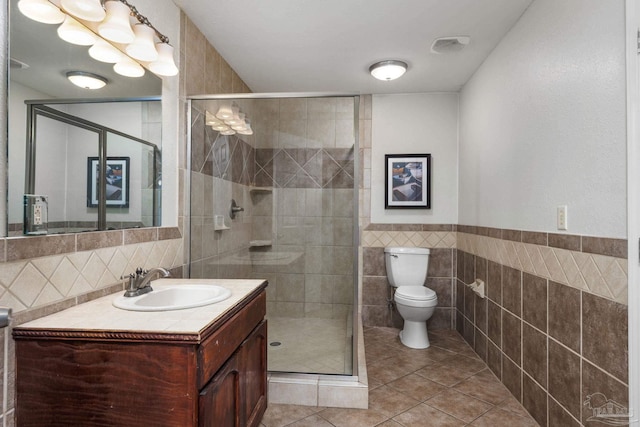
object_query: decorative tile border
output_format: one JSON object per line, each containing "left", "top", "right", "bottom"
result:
{"left": 360, "top": 224, "right": 627, "bottom": 305}
{"left": 362, "top": 230, "right": 456, "bottom": 249}
{"left": 0, "top": 238, "right": 184, "bottom": 313}
{"left": 458, "top": 233, "right": 627, "bottom": 305}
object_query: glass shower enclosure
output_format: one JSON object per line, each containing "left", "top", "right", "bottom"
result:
{"left": 188, "top": 94, "right": 358, "bottom": 376}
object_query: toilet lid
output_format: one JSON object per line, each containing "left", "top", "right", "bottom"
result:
{"left": 395, "top": 286, "right": 437, "bottom": 301}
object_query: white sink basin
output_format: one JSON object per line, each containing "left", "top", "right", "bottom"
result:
{"left": 112, "top": 284, "right": 232, "bottom": 312}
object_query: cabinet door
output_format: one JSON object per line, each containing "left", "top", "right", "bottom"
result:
{"left": 241, "top": 320, "right": 267, "bottom": 427}
{"left": 199, "top": 353, "right": 242, "bottom": 427}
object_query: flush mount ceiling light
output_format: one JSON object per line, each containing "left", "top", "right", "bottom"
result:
{"left": 369, "top": 60, "right": 408, "bottom": 81}
{"left": 66, "top": 71, "right": 108, "bottom": 89}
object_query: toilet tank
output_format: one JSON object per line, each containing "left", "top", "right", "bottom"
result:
{"left": 384, "top": 247, "right": 430, "bottom": 287}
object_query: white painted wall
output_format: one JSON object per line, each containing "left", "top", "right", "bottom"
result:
{"left": 371, "top": 93, "right": 458, "bottom": 224}
{"left": 459, "top": 0, "right": 627, "bottom": 238}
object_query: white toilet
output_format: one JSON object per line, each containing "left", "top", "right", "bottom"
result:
{"left": 384, "top": 247, "right": 438, "bottom": 349}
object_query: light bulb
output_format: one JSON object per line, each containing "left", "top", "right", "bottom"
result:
{"left": 114, "top": 57, "right": 145, "bottom": 78}
{"left": 57, "top": 15, "right": 97, "bottom": 46}
{"left": 126, "top": 24, "right": 158, "bottom": 62}
{"left": 98, "top": 1, "right": 135, "bottom": 44}
{"left": 61, "top": 0, "right": 105, "bottom": 22}
{"left": 148, "top": 43, "right": 179, "bottom": 76}
{"left": 17, "top": 0, "right": 65, "bottom": 24}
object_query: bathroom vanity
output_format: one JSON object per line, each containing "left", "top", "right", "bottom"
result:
{"left": 12, "top": 279, "right": 268, "bottom": 427}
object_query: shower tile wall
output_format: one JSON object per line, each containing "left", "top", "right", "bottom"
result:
{"left": 456, "top": 226, "right": 628, "bottom": 427}
{"left": 190, "top": 97, "right": 357, "bottom": 321}
{"left": 189, "top": 101, "right": 255, "bottom": 280}
{"left": 252, "top": 97, "right": 356, "bottom": 321}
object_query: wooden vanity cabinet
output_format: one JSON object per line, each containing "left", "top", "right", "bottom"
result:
{"left": 13, "top": 286, "right": 268, "bottom": 427}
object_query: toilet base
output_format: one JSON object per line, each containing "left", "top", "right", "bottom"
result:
{"left": 399, "top": 320, "right": 430, "bottom": 349}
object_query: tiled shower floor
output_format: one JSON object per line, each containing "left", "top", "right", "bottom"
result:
{"left": 260, "top": 327, "right": 539, "bottom": 426}
{"left": 267, "top": 316, "right": 352, "bottom": 375}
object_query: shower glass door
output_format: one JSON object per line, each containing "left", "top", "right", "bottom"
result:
{"left": 188, "top": 95, "right": 358, "bottom": 375}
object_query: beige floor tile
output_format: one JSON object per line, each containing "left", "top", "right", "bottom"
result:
{"left": 287, "top": 414, "right": 335, "bottom": 427}
{"left": 368, "top": 385, "right": 420, "bottom": 417}
{"left": 318, "top": 407, "right": 389, "bottom": 427}
{"left": 453, "top": 370, "right": 514, "bottom": 405}
{"left": 415, "top": 363, "right": 487, "bottom": 387}
{"left": 425, "top": 389, "right": 493, "bottom": 422}
{"left": 386, "top": 373, "right": 448, "bottom": 402}
{"left": 498, "top": 395, "right": 532, "bottom": 418}
{"left": 261, "top": 327, "right": 540, "bottom": 427}
{"left": 469, "top": 407, "right": 540, "bottom": 426}
{"left": 392, "top": 403, "right": 467, "bottom": 427}
{"left": 261, "top": 404, "right": 324, "bottom": 427}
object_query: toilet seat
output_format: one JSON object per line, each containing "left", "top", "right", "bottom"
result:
{"left": 395, "top": 286, "right": 436, "bottom": 301}
{"left": 394, "top": 286, "right": 437, "bottom": 308}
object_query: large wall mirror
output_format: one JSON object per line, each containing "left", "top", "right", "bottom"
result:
{"left": 8, "top": 0, "right": 163, "bottom": 236}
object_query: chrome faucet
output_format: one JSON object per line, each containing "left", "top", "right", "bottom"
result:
{"left": 122, "top": 267, "right": 171, "bottom": 297}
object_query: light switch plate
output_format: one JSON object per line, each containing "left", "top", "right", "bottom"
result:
{"left": 557, "top": 205, "right": 568, "bottom": 230}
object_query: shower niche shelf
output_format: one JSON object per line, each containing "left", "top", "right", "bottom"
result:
{"left": 250, "top": 187, "right": 272, "bottom": 193}
{"left": 250, "top": 240, "right": 272, "bottom": 247}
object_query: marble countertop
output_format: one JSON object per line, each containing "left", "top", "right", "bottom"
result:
{"left": 14, "top": 279, "right": 267, "bottom": 339}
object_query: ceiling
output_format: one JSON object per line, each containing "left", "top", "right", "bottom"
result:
{"left": 174, "top": 0, "right": 533, "bottom": 94}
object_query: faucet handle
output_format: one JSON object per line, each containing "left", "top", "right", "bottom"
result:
{"left": 120, "top": 273, "right": 135, "bottom": 280}
{"left": 135, "top": 267, "right": 144, "bottom": 276}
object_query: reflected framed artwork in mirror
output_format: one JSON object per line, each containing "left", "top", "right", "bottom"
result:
{"left": 87, "top": 157, "right": 130, "bottom": 208}
{"left": 385, "top": 154, "right": 431, "bottom": 209}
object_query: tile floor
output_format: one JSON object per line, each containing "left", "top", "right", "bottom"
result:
{"left": 260, "top": 327, "right": 539, "bottom": 426}
{"left": 268, "top": 316, "right": 352, "bottom": 374}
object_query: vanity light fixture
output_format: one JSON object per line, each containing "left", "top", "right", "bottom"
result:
{"left": 369, "top": 60, "right": 408, "bottom": 81}
{"left": 60, "top": 0, "right": 105, "bottom": 22}
{"left": 113, "top": 56, "right": 145, "bottom": 77}
{"left": 126, "top": 24, "right": 158, "bottom": 62}
{"left": 88, "top": 38, "right": 124, "bottom": 63}
{"left": 18, "top": 0, "right": 179, "bottom": 78}
{"left": 57, "top": 15, "right": 97, "bottom": 46}
{"left": 17, "top": 0, "right": 65, "bottom": 24}
{"left": 66, "top": 71, "right": 108, "bottom": 89}
{"left": 98, "top": 0, "right": 135, "bottom": 44}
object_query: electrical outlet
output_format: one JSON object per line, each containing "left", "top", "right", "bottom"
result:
{"left": 557, "top": 205, "right": 568, "bottom": 230}
{"left": 33, "top": 204, "right": 42, "bottom": 225}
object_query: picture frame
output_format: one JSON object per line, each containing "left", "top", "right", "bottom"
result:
{"left": 87, "top": 157, "right": 130, "bottom": 208}
{"left": 385, "top": 154, "right": 431, "bottom": 209}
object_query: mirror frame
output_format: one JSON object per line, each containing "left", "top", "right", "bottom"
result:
{"left": 25, "top": 101, "right": 161, "bottom": 232}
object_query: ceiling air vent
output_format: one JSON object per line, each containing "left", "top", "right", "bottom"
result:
{"left": 430, "top": 36, "right": 470, "bottom": 54}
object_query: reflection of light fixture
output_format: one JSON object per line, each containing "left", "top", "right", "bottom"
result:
{"left": 114, "top": 57, "right": 145, "bottom": 77}
{"left": 18, "top": 0, "right": 178, "bottom": 79}
{"left": 215, "top": 105, "right": 238, "bottom": 120}
{"left": 17, "top": 0, "right": 65, "bottom": 24}
{"left": 207, "top": 106, "right": 253, "bottom": 137}
{"left": 57, "top": 15, "right": 97, "bottom": 46}
{"left": 369, "top": 60, "right": 408, "bottom": 81}
{"left": 66, "top": 71, "right": 108, "bottom": 89}
{"left": 61, "top": 0, "right": 105, "bottom": 22}
{"left": 89, "top": 39, "right": 124, "bottom": 63}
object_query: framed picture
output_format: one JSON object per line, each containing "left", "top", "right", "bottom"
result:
{"left": 385, "top": 154, "right": 431, "bottom": 209}
{"left": 87, "top": 157, "right": 130, "bottom": 208}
